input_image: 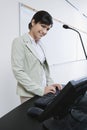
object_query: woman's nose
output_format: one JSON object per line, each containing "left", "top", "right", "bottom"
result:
{"left": 42, "top": 28, "right": 47, "bottom": 35}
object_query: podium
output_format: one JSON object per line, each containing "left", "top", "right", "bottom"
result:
{"left": 0, "top": 96, "right": 45, "bottom": 130}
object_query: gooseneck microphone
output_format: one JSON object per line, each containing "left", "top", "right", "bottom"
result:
{"left": 63, "top": 24, "right": 87, "bottom": 59}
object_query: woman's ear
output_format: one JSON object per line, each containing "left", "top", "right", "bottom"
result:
{"left": 31, "top": 19, "right": 35, "bottom": 26}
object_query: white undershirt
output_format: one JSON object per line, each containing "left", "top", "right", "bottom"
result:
{"left": 29, "top": 34, "right": 45, "bottom": 63}
{"left": 28, "top": 34, "right": 46, "bottom": 88}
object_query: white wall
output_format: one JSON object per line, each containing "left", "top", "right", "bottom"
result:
{"left": 0, "top": 0, "right": 87, "bottom": 117}
{"left": 0, "top": 0, "right": 20, "bottom": 117}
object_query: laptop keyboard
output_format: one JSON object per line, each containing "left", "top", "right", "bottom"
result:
{"left": 35, "top": 89, "right": 60, "bottom": 109}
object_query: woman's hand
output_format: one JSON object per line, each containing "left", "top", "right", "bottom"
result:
{"left": 44, "top": 84, "right": 63, "bottom": 95}
{"left": 52, "top": 83, "right": 63, "bottom": 90}
{"left": 44, "top": 85, "right": 56, "bottom": 94}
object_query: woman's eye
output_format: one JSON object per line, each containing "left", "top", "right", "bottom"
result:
{"left": 41, "top": 25, "right": 50, "bottom": 30}
{"left": 41, "top": 24, "right": 46, "bottom": 28}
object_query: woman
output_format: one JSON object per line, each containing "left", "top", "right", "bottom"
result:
{"left": 11, "top": 10, "right": 62, "bottom": 103}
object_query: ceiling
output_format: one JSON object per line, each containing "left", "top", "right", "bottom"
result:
{"left": 65, "top": 0, "right": 87, "bottom": 17}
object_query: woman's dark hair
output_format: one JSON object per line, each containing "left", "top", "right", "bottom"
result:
{"left": 28, "top": 10, "right": 53, "bottom": 29}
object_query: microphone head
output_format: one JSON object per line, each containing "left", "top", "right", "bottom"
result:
{"left": 63, "top": 24, "right": 69, "bottom": 29}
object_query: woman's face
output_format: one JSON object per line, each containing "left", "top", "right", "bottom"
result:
{"left": 29, "top": 20, "right": 52, "bottom": 42}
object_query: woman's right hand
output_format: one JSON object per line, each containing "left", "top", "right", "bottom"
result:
{"left": 44, "top": 85, "right": 56, "bottom": 94}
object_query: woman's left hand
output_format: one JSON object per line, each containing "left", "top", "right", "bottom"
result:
{"left": 52, "top": 83, "right": 63, "bottom": 90}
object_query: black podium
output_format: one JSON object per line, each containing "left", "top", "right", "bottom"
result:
{"left": 0, "top": 96, "right": 45, "bottom": 130}
{"left": 0, "top": 94, "right": 87, "bottom": 130}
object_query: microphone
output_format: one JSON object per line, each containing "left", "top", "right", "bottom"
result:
{"left": 63, "top": 24, "right": 70, "bottom": 29}
{"left": 63, "top": 24, "right": 87, "bottom": 60}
